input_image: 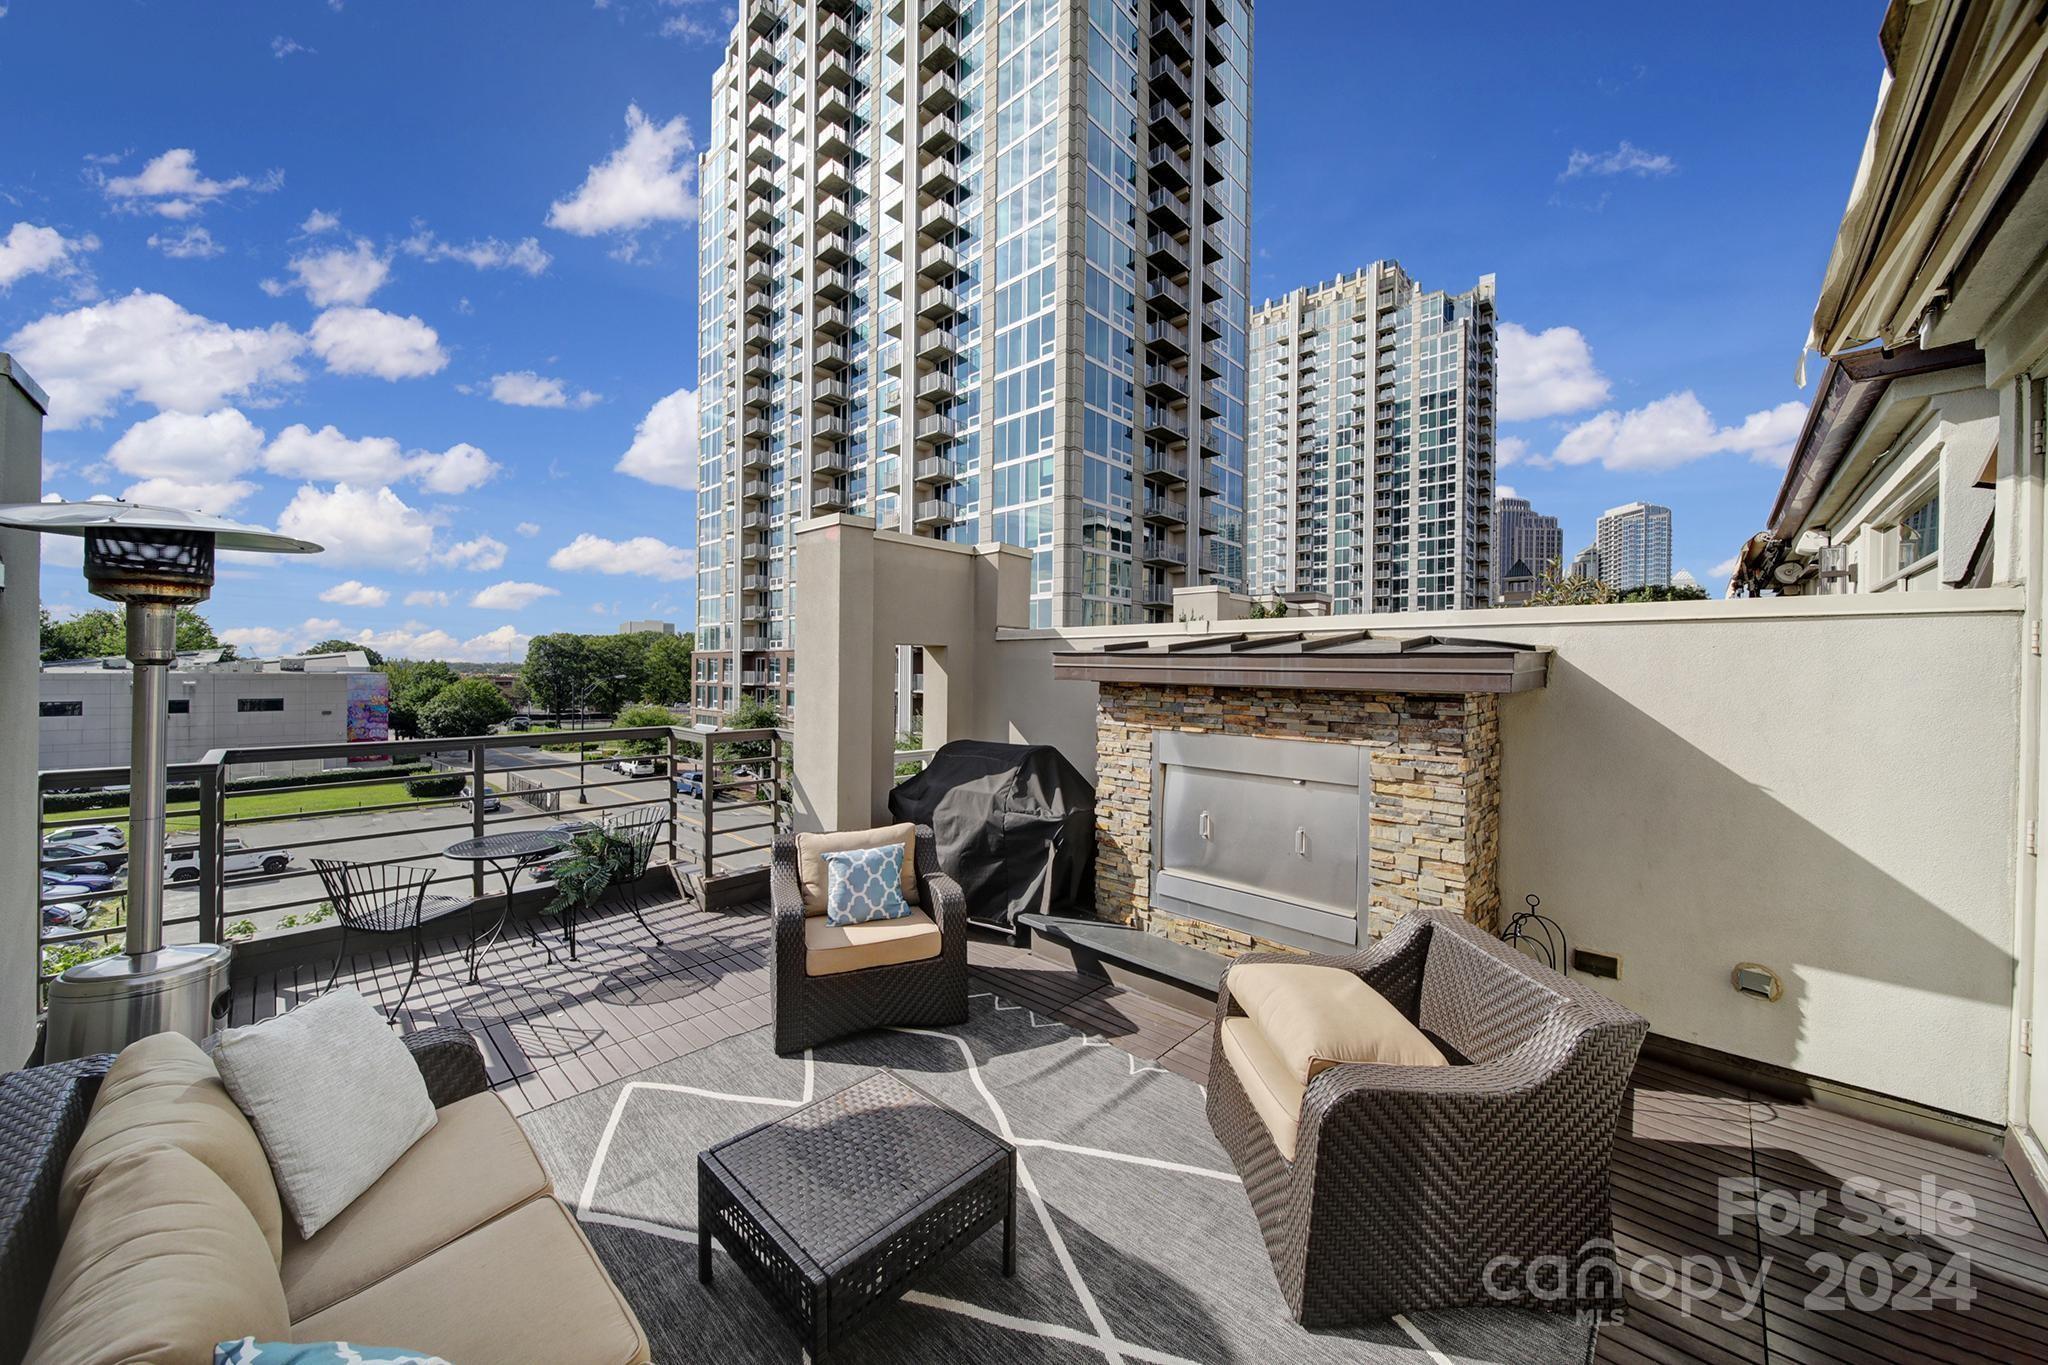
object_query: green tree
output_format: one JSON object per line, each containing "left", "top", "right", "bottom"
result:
{"left": 592, "top": 634, "right": 652, "bottom": 715}
{"left": 1616, "top": 583, "right": 1709, "bottom": 603}
{"left": 384, "top": 660, "right": 459, "bottom": 738}
{"left": 615, "top": 702, "right": 680, "bottom": 756}
{"left": 522, "top": 633, "right": 595, "bottom": 719}
{"left": 641, "top": 632, "right": 694, "bottom": 705}
{"left": 1525, "top": 565, "right": 1616, "bottom": 607}
{"left": 417, "top": 677, "right": 513, "bottom": 738}
{"left": 40, "top": 606, "right": 229, "bottom": 661}
{"left": 305, "top": 637, "right": 385, "bottom": 667}
{"left": 721, "top": 696, "right": 782, "bottom": 762}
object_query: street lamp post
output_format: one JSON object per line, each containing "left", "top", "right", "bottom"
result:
{"left": 0, "top": 501, "right": 320, "bottom": 1061}
{"left": 574, "top": 673, "right": 626, "bottom": 806}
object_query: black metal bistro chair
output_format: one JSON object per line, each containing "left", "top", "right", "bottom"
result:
{"left": 561, "top": 805, "right": 667, "bottom": 958}
{"left": 314, "top": 858, "right": 471, "bottom": 1020}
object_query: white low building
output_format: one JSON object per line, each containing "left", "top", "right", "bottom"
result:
{"left": 38, "top": 649, "right": 389, "bottom": 776}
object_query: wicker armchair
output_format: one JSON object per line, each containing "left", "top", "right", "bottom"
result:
{"left": 770, "top": 825, "right": 969, "bottom": 1054}
{"left": 1206, "top": 909, "right": 1648, "bottom": 1326}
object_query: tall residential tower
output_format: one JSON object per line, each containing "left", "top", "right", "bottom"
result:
{"left": 1595, "top": 501, "right": 1673, "bottom": 592}
{"left": 692, "top": 0, "right": 1254, "bottom": 720}
{"left": 1246, "top": 264, "right": 1497, "bottom": 615}
{"left": 1494, "top": 494, "right": 1563, "bottom": 598}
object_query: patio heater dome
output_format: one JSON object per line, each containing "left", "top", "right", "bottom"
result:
{"left": 0, "top": 500, "right": 321, "bottom": 1062}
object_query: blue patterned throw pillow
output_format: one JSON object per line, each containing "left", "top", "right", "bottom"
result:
{"left": 216, "top": 1344, "right": 451, "bottom": 1365}
{"left": 824, "top": 842, "right": 914, "bottom": 926}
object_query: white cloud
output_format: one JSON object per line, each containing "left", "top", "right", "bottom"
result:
{"left": 1498, "top": 323, "right": 1611, "bottom": 421}
{"left": 487, "top": 369, "right": 601, "bottom": 409}
{"left": 271, "top": 35, "right": 312, "bottom": 58}
{"left": 546, "top": 104, "right": 698, "bottom": 238}
{"left": 308, "top": 306, "right": 446, "bottom": 379}
{"left": 319, "top": 579, "right": 389, "bottom": 607}
{"left": 274, "top": 238, "right": 390, "bottom": 306}
{"left": 300, "top": 209, "right": 341, "bottom": 235}
{"left": 106, "top": 407, "right": 266, "bottom": 479}
{"left": 276, "top": 483, "right": 437, "bottom": 567}
{"left": 399, "top": 229, "right": 552, "bottom": 276}
{"left": 354, "top": 621, "right": 530, "bottom": 663}
{"left": 146, "top": 226, "right": 222, "bottom": 259}
{"left": 218, "top": 617, "right": 342, "bottom": 657}
{"left": 2, "top": 291, "right": 304, "bottom": 429}
{"left": 98, "top": 148, "right": 277, "bottom": 218}
{"left": 1547, "top": 392, "right": 1809, "bottom": 472}
{"left": 1710, "top": 555, "right": 1740, "bottom": 579}
{"left": 438, "top": 534, "right": 507, "bottom": 571}
{"left": 408, "top": 442, "right": 499, "bottom": 493}
{"left": 403, "top": 589, "right": 450, "bottom": 608}
{"left": 1561, "top": 141, "right": 1676, "bottom": 180}
{"left": 470, "top": 580, "right": 559, "bottom": 610}
{"left": 263, "top": 422, "right": 408, "bottom": 483}
{"left": 0, "top": 222, "right": 99, "bottom": 290}
{"left": 515, "top": 521, "right": 540, "bottom": 537}
{"left": 615, "top": 386, "right": 697, "bottom": 490}
{"left": 119, "top": 476, "right": 258, "bottom": 515}
{"left": 1496, "top": 484, "right": 1519, "bottom": 501}
{"left": 1498, "top": 435, "right": 1529, "bottom": 468}
{"left": 262, "top": 423, "right": 498, "bottom": 492}
{"left": 549, "top": 532, "right": 693, "bottom": 582}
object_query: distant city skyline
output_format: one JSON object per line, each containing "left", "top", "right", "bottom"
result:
{"left": 0, "top": 3, "right": 1882, "bottom": 655}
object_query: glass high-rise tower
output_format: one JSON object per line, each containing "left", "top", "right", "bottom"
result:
{"left": 692, "top": 0, "right": 1253, "bottom": 720}
{"left": 1246, "top": 264, "right": 1497, "bottom": 615}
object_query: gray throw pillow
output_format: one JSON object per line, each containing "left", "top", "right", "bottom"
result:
{"left": 212, "top": 988, "right": 437, "bottom": 1239}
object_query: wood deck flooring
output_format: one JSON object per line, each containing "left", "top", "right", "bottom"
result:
{"left": 228, "top": 890, "right": 2048, "bottom": 1363}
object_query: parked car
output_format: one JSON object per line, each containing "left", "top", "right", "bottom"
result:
{"left": 164, "top": 839, "right": 291, "bottom": 883}
{"left": 461, "top": 788, "right": 503, "bottom": 813}
{"left": 675, "top": 769, "right": 704, "bottom": 798}
{"left": 41, "top": 867, "right": 120, "bottom": 896}
{"left": 42, "top": 901, "right": 94, "bottom": 936}
{"left": 42, "top": 824, "right": 125, "bottom": 851}
{"left": 619, "top": 756, "right": 660, "bottom": 777}
{"left": 506, "top": 717, "right": 531, "bottom": 732}
{"left": 41, "top": 841, "right": 125, "bottom": 875}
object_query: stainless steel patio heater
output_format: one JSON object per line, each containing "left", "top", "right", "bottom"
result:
{"left": 0, "top": 501, "right": 320, "bottom": 1060}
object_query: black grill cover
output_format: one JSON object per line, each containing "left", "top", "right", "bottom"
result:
{"left": 888, "top": 740, "right": 1096, "bottom": 931}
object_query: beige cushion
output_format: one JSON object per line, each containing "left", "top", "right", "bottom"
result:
{"left": 213, "top": 988, "right": 439, "bottom": 1240}
{"left": 1220, "top": 1016, "right": 1307, "bottom": 1162}
{"left": 1227, "top": 962, "right": 1448, "bottom": 1084}
{"left": 27, "top": 1143, "right": 291, "bottom": 1365}
{"left": 59, "top": 1031, "right": 285, "bottom": 1265}
{"left": 292, "top": 1196, "right": 650, "bottom": 1365}
{"left": 281, "top": 1092, "right": 552, "bottom": 1319}
{"left": 804, "top": 906, "right": 943, "bottom": 976}
{"left": 795, "top": 823, "right": 919, "bottom": 916}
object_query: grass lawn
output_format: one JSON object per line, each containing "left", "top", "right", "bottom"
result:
{"left": 51, "top": 780, "right": 438, "bottom": 831}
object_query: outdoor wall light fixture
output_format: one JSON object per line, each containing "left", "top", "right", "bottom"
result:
{"left": 0, "top": 500, "right": 321, "bottom": 1060}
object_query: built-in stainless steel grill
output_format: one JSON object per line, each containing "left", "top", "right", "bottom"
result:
{"left": 1150, "top": 731, "right": 1366, "bottom": 954}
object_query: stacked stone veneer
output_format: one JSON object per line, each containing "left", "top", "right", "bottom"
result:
{"left": 1094, "top": 683, "right": 1502, "bottom": 959}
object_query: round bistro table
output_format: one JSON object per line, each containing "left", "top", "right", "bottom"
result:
{"left": 444, "top": 827, "right": 578, "bottom": 984}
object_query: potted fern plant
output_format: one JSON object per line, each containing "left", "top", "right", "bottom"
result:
{"left": 546, "top": 825, "right": 632, "bottom": 948}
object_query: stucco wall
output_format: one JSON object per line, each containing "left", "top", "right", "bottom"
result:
{"left": 975, "top": 593, "right": 2025, "bottom": 1121}
{"left": 1, "top": 358, "right": 45, "bottom": 1067}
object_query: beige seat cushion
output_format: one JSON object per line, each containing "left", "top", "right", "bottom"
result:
{"left": 280, "top": 1092, "right": 552, "bottom": 1319}
{"left": 1227, "top": 961, "right": 1447, "bottom": 1085}
{"left": 292, "top": 1196, "right": 650, "bottom": 1365}
{"left": 28, "top": 1143, "right": 291, "bottom": 1365}
{"left": 1220, "top": 1016, "right": 1308, "bottom": 1162}
{"left": 795, "top": 823, "right": 919, "bottom": 916}
{"left": 59, "top": 1031, "right": 285, "bottom": 1264}
{"left": 804, "top": 906, "right": 943, "bottom": 976}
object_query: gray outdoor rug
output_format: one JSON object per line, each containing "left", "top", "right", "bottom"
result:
{"left": 519, "top": 993, "right": 1599, "bottom": 1364}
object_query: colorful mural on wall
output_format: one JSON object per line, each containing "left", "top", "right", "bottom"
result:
{"left": 346, "top": 672, "right": 390, "bottom": 744}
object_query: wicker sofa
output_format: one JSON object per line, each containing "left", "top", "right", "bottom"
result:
{"left": 770, "top": 823, "right": 969, "bottom": 1054}
{"left": 1206, "top": 909, "right": 1649, "bottom": 1325}
{"left": 0, "top": 1028, "right": 649, "bottom": 1365}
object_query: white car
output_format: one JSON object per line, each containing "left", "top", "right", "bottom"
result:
{"left": 42, "top": 824, "right": 125, "bottom": 850}
{"left": 618, "top": 757, "right": 659, "bottom": 777}
{"left": 165, "top": 839, "right": 291, "bottom": 883}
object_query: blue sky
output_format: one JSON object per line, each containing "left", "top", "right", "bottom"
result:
{"left": 0, "top": 1, "right": 1885, "bottom": 657}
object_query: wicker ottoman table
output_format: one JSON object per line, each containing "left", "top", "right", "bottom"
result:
{"left": 697, "top": 1069, "right": 1017, "bottom": 1361}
